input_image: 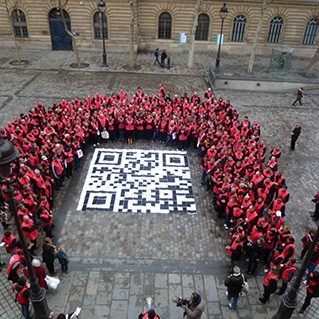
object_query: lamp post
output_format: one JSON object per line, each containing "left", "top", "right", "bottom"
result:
{"left": 0, "top": 139, "right": 51, "bottom": 319}
{"left": 215, "top": 3, "right": 228, "bottom": 72}
{"left": 97, "top": 0, "right": 108, "bottom": 67}
{"left": 272, "top": 225, "right": 319, "bottom": 319}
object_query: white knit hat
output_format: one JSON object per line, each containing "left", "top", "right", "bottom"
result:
{"left": 32, "top": 259, "right": 41, "bottom": 267}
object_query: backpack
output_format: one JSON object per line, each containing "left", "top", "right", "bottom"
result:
{"left": 241, "top": 274, "right": 249, "bottom": 294}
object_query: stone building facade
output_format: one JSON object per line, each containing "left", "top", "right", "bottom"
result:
{"left": 0, "top": 0, "right": 318, "bottom": 57}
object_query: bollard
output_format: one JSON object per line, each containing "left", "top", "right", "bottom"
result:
{"left": 167, "top": 57, "right": 170, "bottom": 69}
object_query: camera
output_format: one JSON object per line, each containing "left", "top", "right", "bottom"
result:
{"left": 173, "top": 296, "right": 189, "bottom": 307}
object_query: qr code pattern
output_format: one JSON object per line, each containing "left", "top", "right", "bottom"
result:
{"left": 77, "top": 149, "right": 196, "bottom": 214}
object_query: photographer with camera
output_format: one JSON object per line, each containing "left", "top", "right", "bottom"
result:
{"left": 175, "top": 292, "right": 205, "bottom": 319}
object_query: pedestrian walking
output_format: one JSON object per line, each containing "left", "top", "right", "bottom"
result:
{"left": 160, "top": 50, "right": 167, "bottom": 68}
{"left": 154, "top": 48, "right": 160, "bottom": 65}
{"left": 259, "top": 266, "right": 279, "bottom": 303}
{"left": 290, "top": 123, "right": 301, "bottom": 151}
{"left": 292, "top": 87, "right": 304, "bottom": 105}
{"left": 299, "top": 271, "right": 319, "bottom": 314}
{"left": 224, "top": 266, "right": 246, "bottom": 310}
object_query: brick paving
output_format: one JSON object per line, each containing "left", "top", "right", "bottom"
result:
{"left": 0, "top": 48, "right": 319, "bottom": 318}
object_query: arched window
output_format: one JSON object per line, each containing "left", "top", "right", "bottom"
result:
{"left": 303, "top": 18, "right": 319, "bottom": 45}
{"left": 195, "top": 13, "right": 209, "bottom": 41}
{"left": 231, "top": 15, "right": 246, "bottom": 42}
{"left": 158, "top": 12, "right": 172, "bottom": 39}
{"left": 93, "top": 12, "right": 108, "bottom": 40}
{"left": 12, "top": 9, "right": 28, "bottom": 38}
{"left": 268, "top": 16, "right": 283, "bottom": 43}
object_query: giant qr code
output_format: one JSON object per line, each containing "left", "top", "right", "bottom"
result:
{"left": 77, "top": 149, "right": 196, "bottom": 214}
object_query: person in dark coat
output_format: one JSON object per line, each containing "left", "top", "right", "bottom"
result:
{"left": 311, "top": 192, "right": 319, "bottom": 221}
{"left": 154, "top": 48, "right": 160, "bottom": 65}
{"left": 160, "top": 50, "right": 167, "bottom": 68}
{"left": 292, "top": 87, "right": 304, "bottom": 106}
{"left": 224, "top": 266, "right": 246, "bottom": 310}
{"left": 290, "top": 123, "right": 301, "bottom": 151}
{"left": 246, "top": 237, "right": 266, "bottom": 275}
{"left": 42, "top": 237, "right": 56, "bottom": 275}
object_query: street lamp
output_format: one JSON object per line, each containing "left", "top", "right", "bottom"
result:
{"left": 97, "top": 0, "right": 108, "bottom": 67}
{"left": 0, "top": 139, "right": 51, "bottom": 319}
{"left": 272, "top": 225, "right": 319, "bottom": 319}
{"left": 215, "top": 3, "right": 228, "bottom": 72}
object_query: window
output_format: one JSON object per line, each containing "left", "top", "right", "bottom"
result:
{"left": 268, "top": 16, "right": 283, "bottom": 43}
{"left": 12, "top": 9, "right": 28, "bottom": 38}
{"left": 93, "top": 12, "right": 108, "bottom": 40}
{"left": 195, "top": 13, "right": 209, "bottom": 41}
{"left": 231, "top": 15, "right": 246, "bottom": 42}
{"left": 303, "top": 18, "right": 319, "bottom": 45}
{"left": 158, "top": 12, "right": 172, "bottom": 39}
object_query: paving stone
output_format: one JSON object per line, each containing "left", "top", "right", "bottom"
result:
{"left": 86, "top": 271, "right": 100, "bottom": 295}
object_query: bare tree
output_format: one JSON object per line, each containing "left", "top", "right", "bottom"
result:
{"left": 3, "top": 0, "right": 21, "bottom": 63}
{"left": 57, "top": 0, "right": 82, "bottom": 67}
{"left": 306, "top": 46, "right": 319, "bottom": 74}
{"left": 129, "top": 0, "right": 137, "bottom": 67}
{"left": 247, "top": 0, "right": 273, "bottom": 74}
{"left": 187, "top": 0, "right": 203, "bottom": 69}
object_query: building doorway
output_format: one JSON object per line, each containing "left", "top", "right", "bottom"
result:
{"left": 49, "top": 8, "right": 73, "bottom": 51}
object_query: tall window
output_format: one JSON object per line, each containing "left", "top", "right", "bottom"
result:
{"left": 195, "top": 13, "right": 209, "bottom": 41}
{"left": 303, "top": 18, "right": 319, "bottom": 45}
{"left": 158, "top": 12, "right": 172, "bottom": 39}
{"left": 93, "top": 12, "right": 108, "bottom": 39}
{"left": 12, "top": 9, "right": 28, "bottom": 38}
{"left": 268, "top": 16, "right": 283, "bottom": 43}
{"left": 231, "top": 15, "right": 246, "bottom": 42}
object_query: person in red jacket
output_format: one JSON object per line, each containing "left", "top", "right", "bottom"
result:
{"left": 300, "top": 228, "right": 317, "bottom": 259}
{"left": 138, "top": 308, "right": 160, "bottom": 319}
{"left": 51, "top": 155, "right": 64, "bottom": 190}
{"left": 277, "top": 257, "right": 296, "bottom": 295}
{"left": 6, "top": 251, "right": 25, "bottom": 283}
{"left": 299, "top": 271, "right": 319, "bottom": 314}
{"left": 23, "top": 258, "right": 48, "bottom": 290}
{"left": 39, "top": 207, "right": 53, "bottom": 238}
{"left": 21, "top": 215, "right": 38, "bottom": 254}
{"left": 13, "top": 276, "right": 31, "bottom": 319}
{"left": 2, "top": 230, "right": 17, "bottom": 254}
{"left": 259, "top": 266, "right": 279, "bottom": 303}
{"left": 226, "top": 236, "right": 245, "bottom": 268}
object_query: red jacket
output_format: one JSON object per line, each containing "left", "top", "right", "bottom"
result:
{"left": 21, "top": 219, "right": 38, "bottom": 241}
{"left": 281, "top": 262, "right": 296, "bottom": 281}
{"left": 2, "top": 234, "right": 17, "bottom": 253}
{"left": 13, "top": 283, "right": 29, "bottom": 305}
{"left": 264, "top": 271, "right": 278, "bottom": 287}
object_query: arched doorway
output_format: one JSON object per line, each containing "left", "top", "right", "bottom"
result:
{"left": 49, "top": 8, "right": 73, "bottom": 51}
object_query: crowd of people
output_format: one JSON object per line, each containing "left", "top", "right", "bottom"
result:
{"left": 0, "top": 85, "right": 318, "bottom": 316}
